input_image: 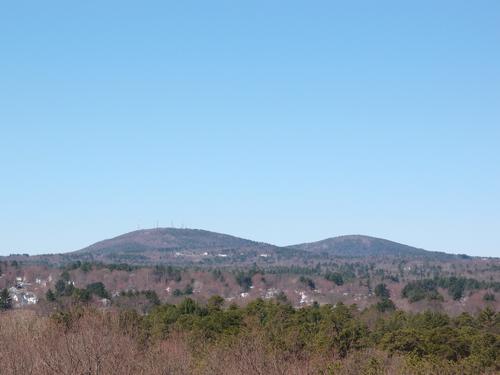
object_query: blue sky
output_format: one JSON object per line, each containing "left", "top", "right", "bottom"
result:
{"left": 1, "top": 1, "right": 499, "bottom": 256}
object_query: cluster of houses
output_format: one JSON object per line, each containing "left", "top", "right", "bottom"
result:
{"left": 8, "top": 277, "right": 38, "bottom": 307}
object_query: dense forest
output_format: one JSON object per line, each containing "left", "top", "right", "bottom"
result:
{"left": 1, "top": 251, "right": 498, "bottom": 374}
{"left": 0, "top": 297, "right": 498, "bottom": 375}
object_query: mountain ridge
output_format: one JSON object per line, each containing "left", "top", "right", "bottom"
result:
{"left": 4, "top": 228, "right": 462, "bottom": 265}
{"left": 76, "top": 228, "right": 275, "bottom": 254}
{"left": 287, "top": 234, "right": 451, "bottom": 258}
{"left": 73, "top": 228, "right": 456, "bottom": 261}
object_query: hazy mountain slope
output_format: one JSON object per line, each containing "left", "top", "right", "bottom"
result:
{"left": 288, "top": 235, "right": 452, "bottom": 259}
{"left": 68, "top": 228, "right": 286, "bottom": 265}
{"left": 76, "top": 228, "right": 271, "bottom": 254}
{"left": 4, "top": 230, "right": 459, "bottom": 267}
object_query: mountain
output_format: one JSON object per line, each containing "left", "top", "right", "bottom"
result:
{"left": 77, "top": 228, "right": 272, "bottom": 254}
{"left": 4, "top": 230, "right": 458, "bottom": 266}
{"left": 288, "top": 235, "right": 452, "bottom": 259}
{"left": 69, "top": 228, "right": 287, "bottom": 265}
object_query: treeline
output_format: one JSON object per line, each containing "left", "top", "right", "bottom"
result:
{"left": 131, "top": 297, "right": 500, "bottom": 372}
{"left": 47, "top": 278, "right": 110, "bottom": 303}
{"left": 402, "top": 276, "right": 500, "bottom": 302}
{"left": 63, "top": 260, "right": 140, "bottom": 273}
{"left": 141, "top": 296, "right": 498, "bottom": 373}
{"left": 46, "top": 273, "right": 161, "bottom": 307}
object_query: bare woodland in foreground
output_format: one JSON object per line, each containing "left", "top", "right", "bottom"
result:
{"left": 0, "top": 299, "right": 498, "bottom": 375}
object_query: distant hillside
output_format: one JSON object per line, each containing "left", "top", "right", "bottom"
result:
{"left": 289, "top": 235, "right": 453, "bottom": 259}
{"left": 3, "top": 230, "right": 460, "bottom": 267}
{"left": 77, "top": 228, "right": 269, "bottom": 254}
{"left": 67, "top": 228, "right": 287, "bottom": 265}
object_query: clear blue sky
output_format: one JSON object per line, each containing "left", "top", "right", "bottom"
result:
{"left": 1, "top": 1, "right": 499, "bottom": 256}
